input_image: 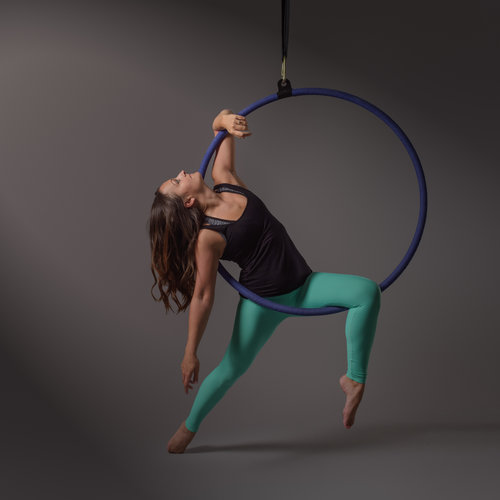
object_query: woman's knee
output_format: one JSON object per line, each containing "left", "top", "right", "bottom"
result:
{"left": 217, "top": 356, "right": 251, "bottom": 384}
{"left": 370, "top": 280, "right": 381, "bottom": 308}
{"left": 360, "top": 278, "right": 381, "bottom": 308}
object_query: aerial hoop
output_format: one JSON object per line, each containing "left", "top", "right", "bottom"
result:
{"left": 198, "top": 87, "right": 428, "bottom": 316}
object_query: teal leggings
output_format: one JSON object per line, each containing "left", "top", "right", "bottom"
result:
{"left": 185, "top": 272, "right": 381, "bottom": 433}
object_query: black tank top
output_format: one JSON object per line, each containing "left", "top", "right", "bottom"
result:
{"left": 201, "top": 183, "right": 313, "bottom": 297}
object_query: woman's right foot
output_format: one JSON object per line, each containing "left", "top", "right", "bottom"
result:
{"left": 339, "top": 374, "right": 365, "bottom": 429}
{"left": 167, "top": 420, "right": 196, "bottom": 453}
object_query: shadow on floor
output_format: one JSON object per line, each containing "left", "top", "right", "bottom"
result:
{"left": 185, "top": 421, "right": 500, "bottom": 454}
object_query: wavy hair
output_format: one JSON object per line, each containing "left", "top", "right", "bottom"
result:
{"left": 148, "top": 189, "right": 206, "bottom": 314}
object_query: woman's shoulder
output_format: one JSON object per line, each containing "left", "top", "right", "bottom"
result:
{"left": 197, "top": 224, "right": 226, "bottom": 258}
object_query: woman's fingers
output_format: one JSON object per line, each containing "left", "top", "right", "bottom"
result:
{"left": 230, "top": 130, "right": 252, "bottom": 138}
{"left": 181, "top": 354, "right": 200, "bottom": 393}
{"left": 183, "top": 370, "right": 192, "bottom": 393}
{"left": 233, "top": 129, "right": 251, "bottom": 137}
{"left": 232, "top": 126, "right": 252, "bottom": 138}
{"left": 232, "top": 115, "right": 249, "bottom": 131}
{"left": 222, "top": 113, "right": 252, "bottom": 138}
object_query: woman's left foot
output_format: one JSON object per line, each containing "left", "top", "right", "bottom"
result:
{"left": 339, "top": 374, "right": 365, "bottom": 429}
{"left": 167, "top": 420, "right": 196, "bottom": 453}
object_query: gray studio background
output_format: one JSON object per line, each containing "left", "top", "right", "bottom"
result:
{"left": 1, "top": 1, "right": 499, "bottom": 499}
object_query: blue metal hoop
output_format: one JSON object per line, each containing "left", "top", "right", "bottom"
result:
{"left": 198, "top": 88, "right": 428, "bottom": 316}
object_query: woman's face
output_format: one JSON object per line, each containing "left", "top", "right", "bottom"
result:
{"left": 158, "top": 170, "right": 203, "bottom": 197}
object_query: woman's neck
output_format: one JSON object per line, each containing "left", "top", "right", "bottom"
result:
{"left": 198, "top": 184, "right": 224, "bottom": 214}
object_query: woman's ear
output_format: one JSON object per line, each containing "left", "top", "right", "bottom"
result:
{"left": 184, "top": 196, "right": 196, "bottom": 209}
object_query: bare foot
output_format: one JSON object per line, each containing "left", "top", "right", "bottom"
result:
{"left": 167, "top": 420, "right": 196, "bottom": 454}
{"left": 339, "top": 374, "right": 365, "bottom": 429}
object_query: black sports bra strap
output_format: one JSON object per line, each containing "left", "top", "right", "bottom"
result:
{"left": 203, "top": 216, "right": 232, "bottom": 226}
{"left": 214, "top": 183, "right": 248, "bottom": 196}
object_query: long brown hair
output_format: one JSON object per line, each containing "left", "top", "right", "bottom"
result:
{"left": 148, "top": 189, "right": 206, "bottom": 314}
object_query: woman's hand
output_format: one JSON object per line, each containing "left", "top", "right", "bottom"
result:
{"left": 223, "top": 114, "right": 252, "bottom": 138}
{"left": 181, "top": 352, "right": 200, "bottom": 394}
{"left": 213, "top": 110, "right": 252, "bottom": 138}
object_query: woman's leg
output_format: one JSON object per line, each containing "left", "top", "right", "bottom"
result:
{"left": 296, "top": 272, "right": 382, "bottom": 384}
{"left": 288, "top": 272, "right": 381, "bottom": 429}
{"left": 184, "top": 297, "right": 288, "bottom": 433}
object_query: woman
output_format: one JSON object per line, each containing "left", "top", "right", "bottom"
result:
{"left": 149, "top": 109, "right": 381, "bottom": 454}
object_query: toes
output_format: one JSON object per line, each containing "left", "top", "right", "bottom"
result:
{"left": 167, "top": 442, "right": 185, "bottom": 454}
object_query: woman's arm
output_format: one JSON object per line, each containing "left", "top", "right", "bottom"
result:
{"left": 211, "top": 109, "right": 251, "bottom": 187}
{"left": 181, "top": 229, "right": 223, "bottom": 394}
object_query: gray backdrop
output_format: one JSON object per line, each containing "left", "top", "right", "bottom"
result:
{"left": 1, "top": 1, "right": 499, "bottom": 499}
